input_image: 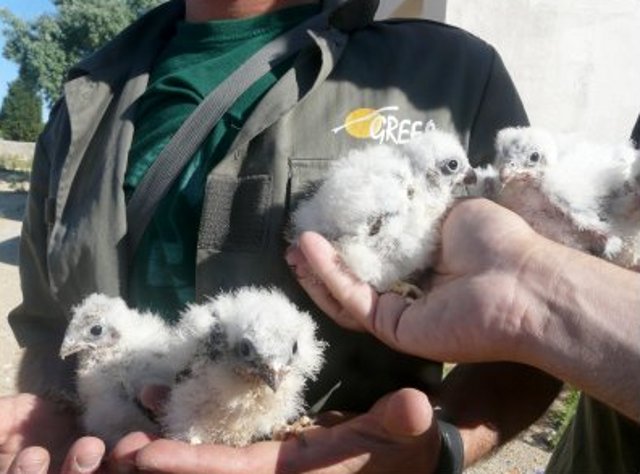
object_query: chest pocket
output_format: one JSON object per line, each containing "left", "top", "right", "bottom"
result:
{"left": 197, "top": 173, "right": 273, "bottom": 253}
{"left": 287, "top": 157, "right": 333, "bottom": 211}
{"left": 285, "top": 157, "right": 334, "bottom": 240}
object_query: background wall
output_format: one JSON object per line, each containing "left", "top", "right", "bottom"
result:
{"left": 377, "top": 0, "right": 640, "bottom": 142}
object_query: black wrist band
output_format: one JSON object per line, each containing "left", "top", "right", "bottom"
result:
{"left": 434, "top": 419, "right": 464, "bottom": 474}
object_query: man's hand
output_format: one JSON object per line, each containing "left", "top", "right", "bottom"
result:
{"left": 0, "top": 386, "right": 443, "bottom": 474}
{"left": 285, "top": 198, "right": 544, "bottom": 364}
{"left": 133, "top": 388, "right": 441, "bottom": 474}
{"left": 0, "top": 393, "right": 101, "bottom": 474}
{"left": 0, "top": 393, "right": 155, "bottom": 474}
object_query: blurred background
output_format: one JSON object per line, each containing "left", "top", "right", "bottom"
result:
{"left": 377, "top": 0, "right": 640, "bottom": 141}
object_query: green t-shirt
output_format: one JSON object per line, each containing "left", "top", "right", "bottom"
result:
{"left": 547, "top": 394, "right": 640, "bottom": 474}
{"left": 124, "top": 5, "right": 319, "bottom": 320}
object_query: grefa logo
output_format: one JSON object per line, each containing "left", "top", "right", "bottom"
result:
{"left": 332, "top": 106, "right": 436, "bottom": 144}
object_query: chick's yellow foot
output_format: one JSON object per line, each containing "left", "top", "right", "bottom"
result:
{"left": 272, "top": 415, "right": 314, "bottom": 442}
{"left": 389, "top": 280, "right": 424, "bottom": 300}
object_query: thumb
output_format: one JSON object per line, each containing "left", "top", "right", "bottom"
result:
{"left": 370, "top": 388, "right": 434, "bottom": 438}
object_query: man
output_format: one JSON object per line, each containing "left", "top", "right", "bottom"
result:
{"left": 1, "top": 0, "right": 561, "bottom": 472}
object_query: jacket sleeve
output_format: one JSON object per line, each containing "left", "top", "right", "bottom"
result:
{"left": 467, "top": 48, "right": 529, "bottom": 166}
{"left": 8, "top": 101, "right": 77, "bottom": 398}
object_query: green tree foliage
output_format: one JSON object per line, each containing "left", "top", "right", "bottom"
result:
{"left": 0, "top": 0, "right": 164, "bottom": 107}
{"left": 0, "top": 72, "right": 43, "bottom": 141}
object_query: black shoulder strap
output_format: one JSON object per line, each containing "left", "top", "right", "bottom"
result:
{"left": 126, "top": 10, "right": 331, "bottom": 256}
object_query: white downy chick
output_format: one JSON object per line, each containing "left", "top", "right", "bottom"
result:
{"left": 465, "top": 163, "right": 500, "bottom": 200}
{"left": 605, "top": 149, "right": 640, "bottom": 267}
{"left": 60, "top": 293, "right": 190, "bottom": 447}
{"left": 290, "top": 129, "right": 474, "bottom": 291}
{"left": 494, "top": 126, "right": 635, "bottom": 260}
{"left": 161, "top": 287, "right": 326, "bottom": 446}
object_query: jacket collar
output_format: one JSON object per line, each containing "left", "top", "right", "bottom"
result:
{"left": 68, "top": 0, "right": 184, "bottom": 85}
{"left": 325, "top": 0, "right": 379, "bottom": 31}
{"left": 67, "top": 0, "right": 378, "bottom": 83}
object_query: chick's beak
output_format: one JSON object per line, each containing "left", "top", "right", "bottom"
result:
{"left": 463, "top": 167, "right": 477, "bottom": 185}
{"left": 260, "top": 365, "right": 288, "bottom": 392}
{"left": 59, "top": 338, "right": 82, "bottom": 360}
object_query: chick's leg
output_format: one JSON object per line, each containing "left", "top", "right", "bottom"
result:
{"left": 389, "top": 280, "right": 424, "bottom": 300}
{"left": 271, "top": 415, "right": 314, "bottom": 441}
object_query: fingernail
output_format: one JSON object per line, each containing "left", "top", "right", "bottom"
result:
{"left": 73, "top": 451, "right": 102, "bottom": 473}
{"left": 16, "top": 458, "right": 46, "bottom": 474}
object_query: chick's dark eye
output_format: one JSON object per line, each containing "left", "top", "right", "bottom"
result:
{"left": 529, "top": 151, "right": 541, "bottom": 163}
{"left": 292, "top": 341, "right": 298, "bottom": 355}
{"left": 90, "top": 325, "right": 103, "bottom": 337}
{"left": 238, "top": 339, "right": 254, "bottom": 358}
{"left": 447, "top": 159, "right": 459, "bottom": 172}
{"left": 367, "top": 214, "right": 385, "bottom": 237}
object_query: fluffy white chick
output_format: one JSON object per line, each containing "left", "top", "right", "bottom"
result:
{"left": 60, "top": 293, "right": 189, "bottom": 447}
{"left": 465, "top": 163, "right": 500, "bottom": 200}
{"left": 161, "top": 287, "right": 325, "bottom": 446}
{"left": 607, "top": 149, "right": 640, "bottom": 232}
{"left": 290, "top": 129, "right": 474, "bottom": 292}
{"left": 605, "top": 149, "right": 640, "bottom": 268}
{"left": 494, "top": 126, "right": 634, "bottom": 259}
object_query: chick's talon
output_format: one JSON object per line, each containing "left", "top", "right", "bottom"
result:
{"left": 389, "top": 280, "right": 424, "bottom": 300}
{"left": 272, "top": 415, "right": 315, "bottom": 441}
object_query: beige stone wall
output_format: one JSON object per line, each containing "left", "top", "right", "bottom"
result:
{"left": 377, "top": 0, "right": 640, "bottom": 141}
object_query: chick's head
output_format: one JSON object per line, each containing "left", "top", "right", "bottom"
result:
{"left": 495, "top": 127, "right": 557, "bottom": 183}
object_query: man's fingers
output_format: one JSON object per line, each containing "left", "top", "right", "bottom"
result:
{"left": 109, "top": 432, "right": 157, "bottom": 473}
{"left": 367, "top": 291, "right": 415, "bottom": 349}
{"left": 286, "top": 241, "right": 366, "bottom": 331}
{"left": 135, "top": 440, "right": 202, "bottom": 474}
{"left": 135, "top": 390, "right": 438, "bottom": 474}
{"left": 313, "top": 410, "right": 356, "bottom": 428}
{"left": 288, "top": 233, "right": 417, "bottom": 344}
{"left": 60, "top": 437, "right": 105, "bottom": 474}
{"left": 7, "top": 447, "right": 49, "bottom": 474}
{"left": 297, "top": 232, "right": 377, "bottom": 324}
{"left": 0, "top": 395, "right": 40, "bottom": 444}
{"left": 136, "top": 439, "right": 276, "bottom": 474}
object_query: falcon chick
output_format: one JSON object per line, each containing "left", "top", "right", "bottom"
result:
{"left": 60, "top": 293, "right": 191, "bottom": 447}
{"left": 605, "top": 150, "right": 640, "bottom": 268}
{"left": 465, "top": 163, "right": 500, "bottom": 200}
{"left": 494, "top": 126, "right": 637, "bottom": 262}
{"left": 290, "top": 129, "right": 474, "bottom": 292}
{"left": 161, "top": 287, "right": 326, "bottom": 446}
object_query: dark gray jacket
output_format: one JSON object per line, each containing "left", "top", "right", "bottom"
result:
{"left": 9, "top": 0, "right": 527, "bottom": 408}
